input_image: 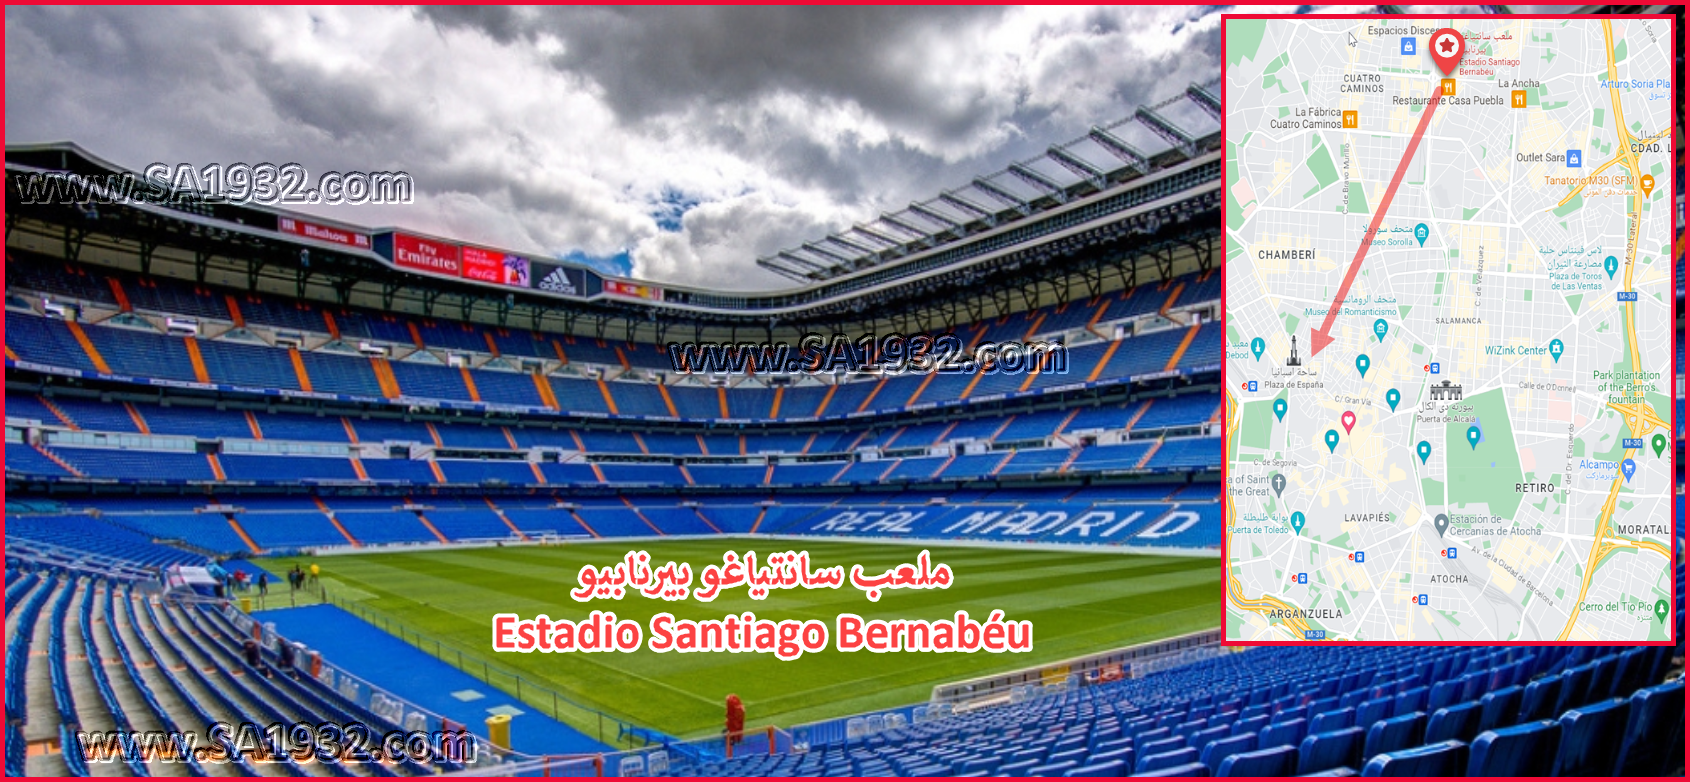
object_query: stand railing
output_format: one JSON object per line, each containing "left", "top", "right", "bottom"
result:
{"left": 453, "top": 725, "right": 794, "bottom": 777}
{"left": 319, "top": 592, "right": 661, "bottom": 751}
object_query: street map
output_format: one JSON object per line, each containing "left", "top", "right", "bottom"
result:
{"left": 1224, "top": 16, "right": 1676, "bottom": 642}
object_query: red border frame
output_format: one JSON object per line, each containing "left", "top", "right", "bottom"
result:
{"left": 1220, "top": 12, "right": 1680, "bottom": 647}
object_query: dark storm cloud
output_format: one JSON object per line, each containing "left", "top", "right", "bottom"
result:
{"left": 7, "top": 5, "right": 1226, "bottom": 291}
{"left": 418, "top": 6, "right": 1010, "bottom": 136}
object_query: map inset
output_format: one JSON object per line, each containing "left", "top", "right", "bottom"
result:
{"left": 1224, "top": 16, "right": 1675, "bottom": 643}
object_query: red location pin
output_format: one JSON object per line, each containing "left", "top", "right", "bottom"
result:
{"left": 1341, "top": 410, "right": 1357, "bottom": 435}
{"left": 1428, "top": 28, "right": 1466, "bottom": 76}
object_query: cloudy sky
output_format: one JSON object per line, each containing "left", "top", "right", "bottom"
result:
{"left": 7, "top": 5, "right": 1488, "bottom": 291}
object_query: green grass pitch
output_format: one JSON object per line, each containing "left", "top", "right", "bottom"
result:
{"left": 263, "top": 539, "right": 1220, "bottom": 737}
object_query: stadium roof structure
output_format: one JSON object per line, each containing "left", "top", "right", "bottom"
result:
{"left": 7, "top": 152, "right": 1219, "bottom": 346}
{"left": 756, "top": 81, "right": 1221, "bottom": 285}
{"left": 3, "top": 74, "right": 1229, "bottom": 342}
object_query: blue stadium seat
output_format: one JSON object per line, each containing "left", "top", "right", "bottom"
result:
{"left": 998, "top": 759, "right": 1039, "bottom": 776}
{"left": 1198, "top": 733, "right": 1253, "bottom": 774}
{"left": 1612, "top": 680, "right": 1685, "bottom": 776}
{"left": 1297, "top": 727, "right": 1365, "bottom": 775}
{"left": 1422, "top": 701, "right": 1481, "bottom": 744}
{"left": 1065, "top": 760, "right": 1125, "bottom": 777}
{"left": 1354, "top": 697, "right": 1391, "bottom": 729}
{"left": 1140, "top": 736, "right": 1186, "bottom": 759}
{"left": 1132, "top": 760, "right": 1209, "bottom": 777}
{"left": 1465, "top": 720, "right": 1560, "bottom": 776}
{"left": 1086, "top": 747, "right": 1133, "bottom": 771}
{"left": 1215, "top": 745, "right": 1296, "bottom": 777}
{"left": 1425, "top": 680, "right": 1462, "bottom": 712}
{"left": 1552, "top": 697, "right": 1630, "bottom": 776}
{"left": 1359, "top": 740, "right": 1467, "bottom": 777}
{"left": 1135, "top": 747, "right": 1199, "bottom": 774}
{"left": 1391, "top": 686, "right": 1426, "bottom": 716}
{"left": 1257, "top": 717, "right": 1306, "bottom": 749}
{"left": 1476, "top": 685, "right": 1522, "bottom": 731}
{"left": 1516, "top": 673, "right": 1563, "bottom": 722}
{"left": 1554, "top": 662, "right": 1596, "bottom": 716}
{"left": 1361, "top": 711, "right": 1424, "bottom": 759}
{"left": 1308, "top": 707, "right": 1355, "bottom": 734}
{"left": 1229, "top": 714, "right": 1269, "bottom": 737}
{"left": 1028, "top": 760, "right": 1078, "bottom": 776}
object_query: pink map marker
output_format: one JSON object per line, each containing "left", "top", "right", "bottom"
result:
{"left": 1341, "top": 410, "right": 1357, "bottom": 435}
{"left": 1429, "top": 28, "right": 1466, "bottom": 76}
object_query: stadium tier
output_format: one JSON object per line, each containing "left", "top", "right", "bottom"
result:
{"left": 5, "top": 390, "right": 1221, "bottom": 489}
{"left": 672, "top": 646, "right": 1683, "bottom": 778}
{"left": 4, "top": 246, "right": 1229, "bottom": 500}
{"left": 4, "top": 487, "right": 1223, "bottom": 555}
{"left": 3, "top": 252, "right": 1222, "bottom": 423}
{"left": 3, "top": 572, "right": 477, "bottom": 776}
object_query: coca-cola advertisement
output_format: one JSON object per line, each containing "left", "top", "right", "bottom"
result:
{"left": 460, "top": 246, "right": 505, "bottom": 284}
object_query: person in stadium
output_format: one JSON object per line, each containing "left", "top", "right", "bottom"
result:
{"left": 277, "top": 640, "right": 298, "bottom": 679}
{"left": 308, "top": 562, "right": 320, "bottom": 586}
{"left": 724, "top": 694, "right": 745, "bottom": 748}
{"left": 242, "top": 638, "right": 269, "bottom": 678}
{"left": 257, "top": 572, "right": 268, "bottom": 596}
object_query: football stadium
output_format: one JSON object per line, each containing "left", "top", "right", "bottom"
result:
{"left": 4, "top": 5, "right": 1684, "bottom": 779}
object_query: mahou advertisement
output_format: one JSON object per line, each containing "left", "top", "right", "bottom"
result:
{"left": 277, "top": 216, "right": 370, "bottom": 249}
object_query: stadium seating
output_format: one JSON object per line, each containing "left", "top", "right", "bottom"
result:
{"left": 4, "top": 253, "right": 1226, "bottom": 426}
{"left": 6, "top": 385, "right": 1225, "bottom": 494}
{"left": 661, "top": 645, "right": 1682, "bottom": 778}
{"left": 3, "top": 573, "right": 469, "bottom": 775}
{"left": 6, "top": 221, "right": 1680, "bottom": 780}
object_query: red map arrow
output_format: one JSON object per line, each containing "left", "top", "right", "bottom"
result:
{"left": 1309, "top": 89, "right": 1444, "bottom": 357}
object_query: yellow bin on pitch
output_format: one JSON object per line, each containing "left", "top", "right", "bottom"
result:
{"left": 240, "top": 597, "right": 253, "bottom": 613}
{"left": 486, "top": 714, "right": 511, "bottom": 751}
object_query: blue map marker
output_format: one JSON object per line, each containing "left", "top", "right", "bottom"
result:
{"left": 1417, "top": 440, "right": 1431, "bottom": 464}
{"left": 1620, "top": 458, "right": 1636, "bottom": 483}
{"left": 1325, "top": 429, "right": 1340, "bottom": 453}
{"left": 1373, "top": 318, "right": 1389, "bottom": 342}
{"left": 1290, "top": 511, "right": 1306, "bottom": 535}
{"left": 1355, "top": 353, "right": 1370, "bottom": 378}
{"left": 1549, "top": 338, "right": 1564, "bottom": 363}
{"left": 1603, "top": 255, "right": 1618, "bottom": 279}
{"left": 1251, "top": 337, "right": 1265, "bottom": 361}
{"left": 1273, "top": 398, "right": 1287, "bottom": 422}
{"left": 1385, "top": 388, "right": 1401, "bottom": 411}
{"left": 1414, "top": 223, "right": 1429, "bottom": 247}
{"left": 1466, "top": 425, "right": 1481, "bottom": 450}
